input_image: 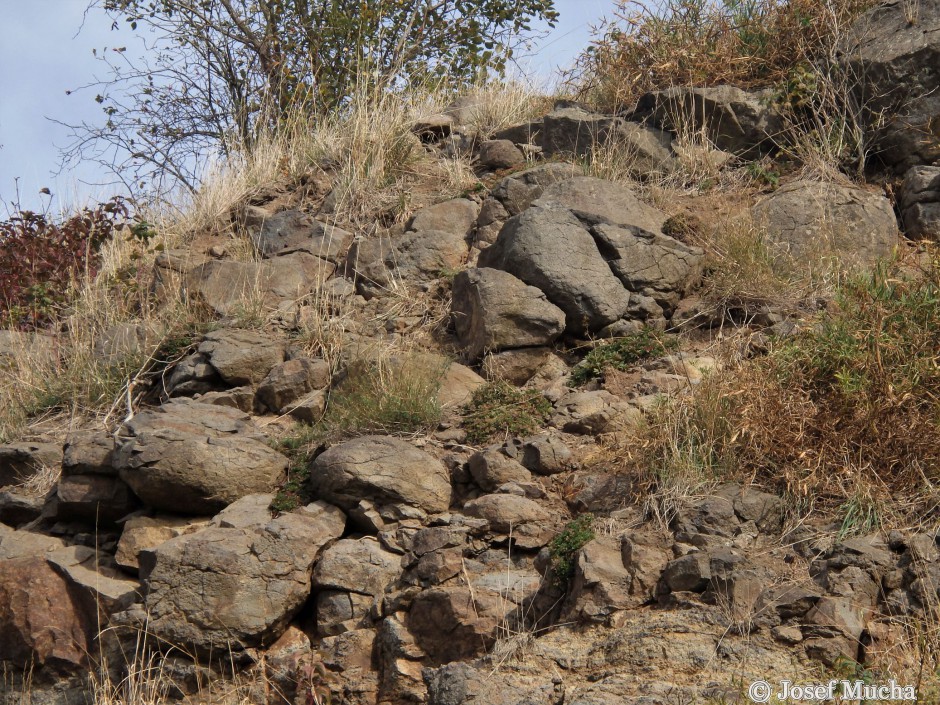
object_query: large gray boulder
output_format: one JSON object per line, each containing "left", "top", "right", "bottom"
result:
{"left": 478, "top": 206, "right": 633, "bottom": 334}
{"left": 143, "top": 500, "right": 345, "bottom": 654}
{"left": 311, "top": 436, "right": 452, "bottom": 515}
{"left": 114, "top": 400, "right": 288, "bottom": 514}
{"left": 451, "top": 268, "right": 566, "bottom": 360}
{"left": 591, "top": 224, "right": 704, "bottom": 311}
{"left": 633, "top": 85, "right": 783, "bottom": 156}
{"left": 752, "top": 181, "right": 898, "bottom": 266}
{"left": 255, "top": 357, "right": 331, "bottom": 414}
{"left": 312, "top": 537, "right": 402, "bottom": 597}
{"left": 840, "top": 0, "right": 940, "bottom": 172}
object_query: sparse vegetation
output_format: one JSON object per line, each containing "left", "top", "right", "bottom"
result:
{"left": 569, "top": 329, "right": 678, "bottom": 386}
{"left": 630, "top": 250, "right": 940, "bottom": 519}
{"left": 548, "top": 514, "right": 596, "bottom": 587}
{"left": 319, "top": 353, "right": 447, "bottom": 438}
{"left": 462, "top": 380, "right": 553, "bottom": 445}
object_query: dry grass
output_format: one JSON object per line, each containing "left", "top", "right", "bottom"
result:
{"left": 573, "top": 0, "right": 878, "bottom": 114}
{"left": 618, "top": 248, "right": 940, "bottom": 524}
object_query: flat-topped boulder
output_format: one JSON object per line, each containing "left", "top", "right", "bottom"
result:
{"left": 114, "top": 400, "right": 288, "bottom": 514}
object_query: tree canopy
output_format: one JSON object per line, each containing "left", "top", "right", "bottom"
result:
{"left": 63, "top": 0, "right": 557, "bottom": 196}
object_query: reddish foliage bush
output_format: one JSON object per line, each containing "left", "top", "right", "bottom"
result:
{"left": 0, "top": 197, "right": 131, "bottom": 330}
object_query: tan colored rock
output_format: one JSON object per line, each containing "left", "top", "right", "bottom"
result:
{"left": 312, "top": 436, "right": 452, "bottom": 515}
{"left": 116, "top": 514, "right": 209, "bottom": 572}
{"left": 198, "top": 328, "right": 286, "bottom": 385}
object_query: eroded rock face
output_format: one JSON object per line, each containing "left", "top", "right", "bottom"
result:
{"left": 311, "top": 436, "right": 452, "bottom": 516}
{"left": 490, "top": 162, "right": 582, "bottom": 216}
{"left": 752, "top": 181, "right": 898, "bottom": 266}
{"left": 451, "top": 268, "right": 566, "bottom": 360}
{"left": 114, "top": 400, "right": 288, "bottom": 514}
{"left": 0, "top": 442, "right": 62, "bottom": 488}
{"left": 144, "top": 500, "right": 345, "bottom": 654}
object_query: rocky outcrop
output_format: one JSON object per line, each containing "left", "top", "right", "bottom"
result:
{"left": 840, "top": 0, "right": 940, "bottom": 172}
{"left": 633, "top": 85, "right": 784, "bottom": 156}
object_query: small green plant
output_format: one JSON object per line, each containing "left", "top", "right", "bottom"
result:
{"left": 548, "top": 514, "right": 596, "bottom": 587}
{"left": 269, "top": 428, "right": 320, "bottom": 513}
{"left": 746, "top": 160, "right": 781, "bottom": 189}
{"left": 569, "top": 329, "right": 678, "bottom": 386}
{"left": 462, "top": 380, "right": 552, "bottom": 444}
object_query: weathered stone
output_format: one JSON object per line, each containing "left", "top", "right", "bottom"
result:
{"left": 114, "top": 400, "right": 288, "bottom": 514}
{"left": 621, "top": 530, "right": 672, "bottom": 604}
{"left": 198, "top": 328, "right": 286, "bottom": 386}
{"left": 143, "top": 501, "right": 345, "bottom": 654}
{"left": 315, "top": 590, "right": 374, "bottom": 636}
{"left": 55, "top": 475, "right": 138, "bottom": 523}
{"left": 407, "top": 586, "right": 503, "bottom": 661}
{"left": 0, "top": 491, "right": 45, "bottom": 527}
{"left": 564, "top": 536, "right": 634, "bottom": 622}
{"left": 479, "top": 207, "right": 633, "bottom": 334}
{"left": 349, "top": 227, "right": 469, "bottom": 293}
{"left": 462, "top": 493, "right": 550, "bottom": 533}
{"left": 752, "top": 181, "right": 898, "bottom": 266}
{"left": 900, "top": 165, "right": 940, "bottom": 239}
{"left": 255, "top": 357, "right": 331, "bottom": 413}
{"left": 45, "top": 545, "right": 142, "bottom": 616}
{"left": 551, "top": 390, "right": 637, "bottom": 435}
{"left": 194, "top": 385, "right": 255, "bottom": 412}
{"left": 313, "top": 537, "right": 402, "bottom": 596}
{"left": 451, "top": 268, "right": 566, "bottom": 360}
{"left": 490, "top": 162, "right": 582, "bottom": 216}
{"left": 480, "top": 348, "right": 556, "bottom": 385}
{"left": 62, "top": 431, "right": 116, "bottom": 476}
{"left": 520, "top": 434, "right": 574, "bottom": 475}
{"left": 840, "top": 0, "right": 940, "bottom": 172}
{"left": 93, "top": 323, "right": 163, "bottom": 363}
{"left": 115, "top": 514, "right": 208, "bottom": 572}
{"left": 533, "top": 176, "right": 667, "bottom": 233}
{"left": 166, "top": 352, "right": 223, "bottom": 396}
{"left": 661, "top": 552, "right": 711, "bottom": 593}
{"left": 0, "top": 556, "right": 93, "bottom": 669}
{"left": 634, "top": 85, "right": 784, "bottom": 156}
{"left": 311, "top": 436, "right": 452, "bottom": 515}
{"left": 590, "top": 223, "right": 704, "bottom": 312}
{"left": 467, "top": 449, "right": 532, "bottom": 491}
{"left": 250, "top": 209, "right": 353, "bottom": 262}
{"left": 478, "top": 139, "right": 525, "bottom": 169}
{"left": 407, "top": 198, "right": 480, "bottom": 238}
{"left": 318, "top": 629, "right": 379, "bottom": 705}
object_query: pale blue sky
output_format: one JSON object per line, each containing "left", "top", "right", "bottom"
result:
{"left": 0, "top": 0, "right": 614, "bottom": 214}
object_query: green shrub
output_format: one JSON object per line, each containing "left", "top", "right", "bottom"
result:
{"left": 569, "top": 329, "right": 678, "bottom": 386}
{"left": 548, "top": 514, "right": 596, "bottom": 587}
{"left": 462, "top": 380, "right": 552, "bottom": 445}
